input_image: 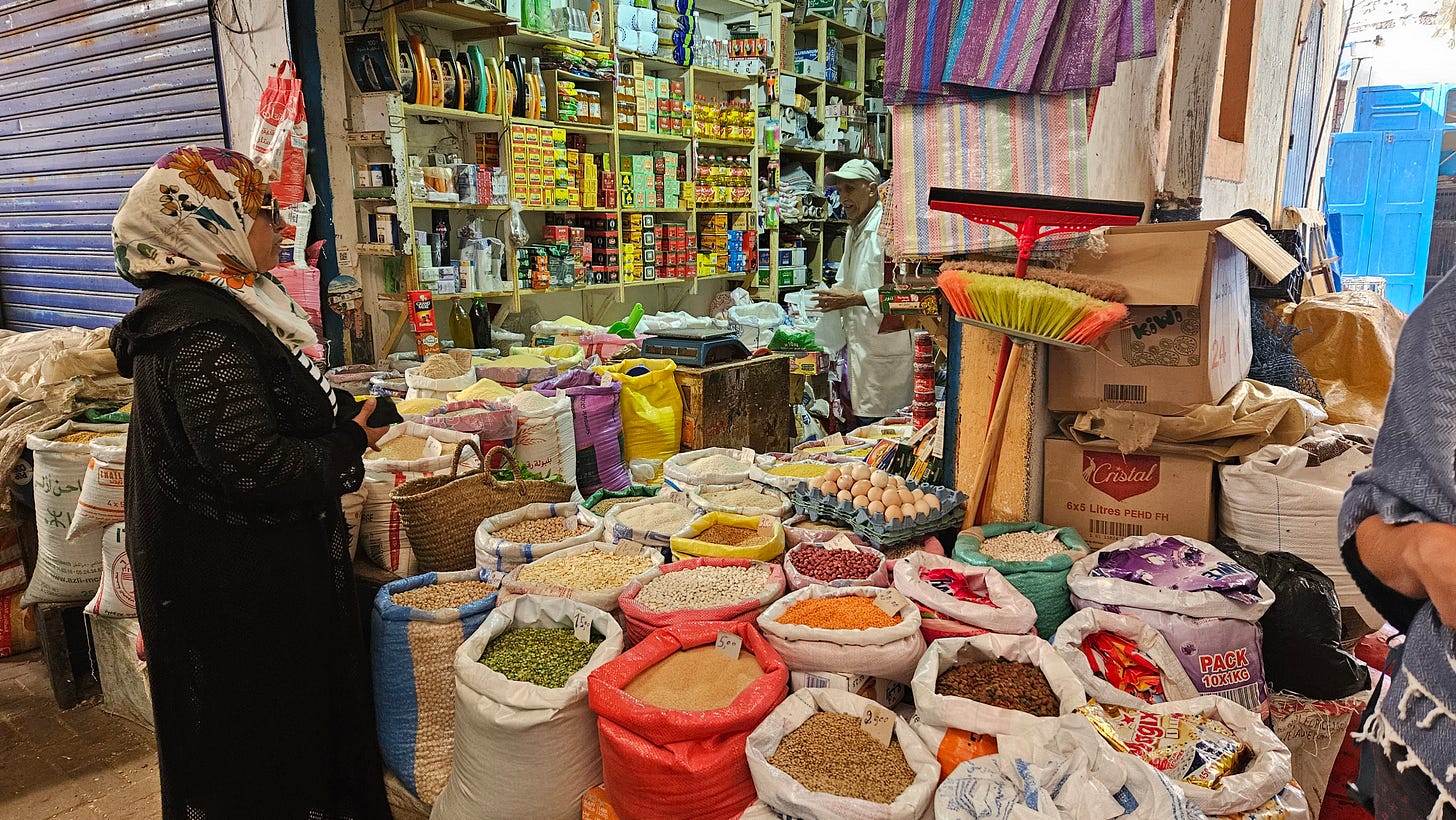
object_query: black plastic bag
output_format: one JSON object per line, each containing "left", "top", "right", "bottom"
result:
{"left": 1219, "top": 538, "right": 1371, "bottom": 700}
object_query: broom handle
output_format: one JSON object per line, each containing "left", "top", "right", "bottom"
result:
{"left": 982, "top": 216, "right": 1037, "bottom": 428}
{"left": 967, "top": 341, "right": 1024, "bottom": 521}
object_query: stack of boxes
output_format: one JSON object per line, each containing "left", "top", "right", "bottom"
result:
{"left": 621, "top": 151, "right": 686, "bottom": 210}
{"left": 617, "top": 62, "right": 688, "bottom": 136}
{"left": 620, "top": 214, "right": 695, "bottom": 281}
{"left": 821, "top": 102, "right": 868, "bottom": 155}
{"left": 543, "top": 214, "right": 621, "bottom": 285}
{"left": 699, "top": 213, "right": 756, "bottom": 278}
{"left": 757, "top": 245, "right": 808, "bottom": 287}
{"left": 509, "top": 123, "right": 610, "bottom": 210}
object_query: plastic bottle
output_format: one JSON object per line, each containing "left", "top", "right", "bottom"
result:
{"left": 448, "top": 296, "right": 473, "bottom": 349}
{"left": 529, "top": 57, "right": 545, "bottom": 120}
{"left": 470, "top": 294, "right": 493, "bottom": 351}
{"left": 825, "top": 28, "right": 841, "bottom": 84}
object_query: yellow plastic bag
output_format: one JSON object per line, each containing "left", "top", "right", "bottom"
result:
{"left": 595, "top": 358, "right": 682, "bottom": 475}
{"left": 670, "top": 511, "right": 785, "bottom": 562}
{"left": 512, "top": 344, "right": 584, "bottom": 373}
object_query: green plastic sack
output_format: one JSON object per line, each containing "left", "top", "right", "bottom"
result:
{"left": 952, "top": 522, "right": 1089, "bottom": 638}
{"left": 594, "top": 358, "right": 682, "bottom": 478}
{"left": 583, "top": 485, "right": 659, "bottom": 513}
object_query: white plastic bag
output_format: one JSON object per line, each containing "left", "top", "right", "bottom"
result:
{"left": 892, "top": 552, "right": 1039, "bottom": 635}
{"left": 757, "top": 586, "right": 925, "bottom": 683}
{"left": 746, "top": 688, "right": 941, "bottom": 820}
{"left": 728, "top": 301, "right": 788, "bottom": 351}
{"left": 474, "top": 502, "right": 605, "bottom": 571}
{"left": 1052, "top": 609, "right": 1200, "bottom": 709}
{"left": 508, "top": 391, "right": 577, "bottom": 482}
{"left": 432, "top": 595, "right": 624, "bottom": 820}
{"left": 66, "top": 435, "right": 127, "bottom": 540}
{"left": 498, "top": 541, "right": 664, "bottom": 612}
{"left": 1066, "top": 534, "right": 1276, "bottom": 621}
{"left": 340, "top": 485, "right": 366, "bottom": 561}
{"left": 85, "top": 523, "right": 134, "bottom": 618}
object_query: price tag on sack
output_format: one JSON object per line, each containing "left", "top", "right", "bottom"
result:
{"left": 738, "top": 447, "right": 755, "bottom": 464}
{"left": 615, "top": 539, "right": 645, "bottom": 557}
{"left": 572, "top": 610, "right": 593, "bottom": 643}
{"left": 824, "top": 533, "right": 859, "bottom": 552}
{"left": 824, "top": 433, "right": 846, "bottom": 448}
{"left": 714, "top": 630, "right": 743, "bottom": 660}
{"left": 861, "top": 702, "right": 895, "bottom": 747}
{"left": 873, "top": 587, "right": 909, "bottom": 617}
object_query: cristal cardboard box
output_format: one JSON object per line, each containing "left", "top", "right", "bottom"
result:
{"left": 1047, "top": 219, "right": 1296, "bottom": 416}
{"left": 1041, "top": 436, "right": 1217, "bottom": 549}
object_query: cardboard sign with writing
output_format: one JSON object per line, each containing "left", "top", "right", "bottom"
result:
{"left": 874, "top": 587, "right": 909, "bottom": 616}
{"left": 715, "top": 630, "right": 743, "bottom": 660}
{"left": 861, "top": 702, "right": 896, "bottom": 747}
{"left": 572, "top": 610, "right": 593, "bottom": 642}
{"left": 824, "top": 533, "right": 859, "bottom": 552}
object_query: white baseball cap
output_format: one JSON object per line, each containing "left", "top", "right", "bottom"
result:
{"left": 826, "top": 158, "right": 882, "bottom": 184}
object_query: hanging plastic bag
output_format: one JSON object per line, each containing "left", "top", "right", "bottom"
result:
{"left": 249, "top": 61, "right": 308, "bottom": 216}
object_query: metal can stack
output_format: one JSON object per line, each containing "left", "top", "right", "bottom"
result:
{"left": 911, "top": 332, "right": 936, "bottom": 429}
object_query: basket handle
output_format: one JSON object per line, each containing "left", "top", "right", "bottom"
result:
{"left": 484, "top": 445, "right": 528, "bottom": 491}
{"left": 449, "top": 439, "right": 485, "bottom": 478}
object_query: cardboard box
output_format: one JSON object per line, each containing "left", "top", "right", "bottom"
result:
{"left": 789, "top": 670, "right": 906, "bottom": 708}
{"left": 1042, "top": 436, "right": 1217, "bottom": 548}
{"left": 1047, "top": 220, "right": 1295, "bottom": 416}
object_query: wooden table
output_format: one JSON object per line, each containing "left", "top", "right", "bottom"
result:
{"left": 674, "top": 354, "right": 792, "bottom": 453}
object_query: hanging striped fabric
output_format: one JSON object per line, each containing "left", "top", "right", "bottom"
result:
{"left": 1118, "top": 0, "right": 1159, "bottom": 61}
{"left": 1033, "top": 0, "right": 1127, "bottom": 92}
{"left": 884, "top": 0, "right": 1007, "bottom": 104}
{"left": 942, "top": 0, "right": 1065, "bottom": 93}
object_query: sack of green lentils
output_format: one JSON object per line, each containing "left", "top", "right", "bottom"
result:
{"left": 671, "top": 511, "right": 786, "bottom": 563}
{"left": 757, "top": 585, "right": 926, "bottom": 684}
{"left": 498, "top": 541, "right": 664, "bottom": 613}
{"left": 909, "top": 633, "right": 1089, "bottom": 781}
{"left": 951, "top": 522, "right": 1091, "bottom": 638}
{"left": 617, "top": 557, "right": 787, "bottom": 644}
{"left": 371, "top": 569, "right": 503, "bottom": 803}
{"left": 892, "top": 552, "right": 1038, "bottom": 640}
{"left": 433, "top": 595, "right": 624, "bottom": 820}
{"left": 474, "top": 502, "right": 605, "bottom": 572}
{"left": 745, "top": 688, "right": 941, "bottom": 819}
{"left": 688, "top": 482, "right": 792, "bottom": 518}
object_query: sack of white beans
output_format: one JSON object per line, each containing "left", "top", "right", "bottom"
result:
{"left": 498, "top": 541, "right": 663, "bottom": 612}
{"left": 617, "top": 558, "right": 786, "bottom": 645}
{"left": 474, "top": 502, "right": 604, "bottom": 572}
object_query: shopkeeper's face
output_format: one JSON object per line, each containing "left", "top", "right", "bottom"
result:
{"left": 839, "top": 179, "right": 878, "bottom": 225}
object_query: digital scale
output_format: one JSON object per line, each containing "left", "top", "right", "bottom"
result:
{"left": 641, "top": 328, "right": 748, "bottom": 367}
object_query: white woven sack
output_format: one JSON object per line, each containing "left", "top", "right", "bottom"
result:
{"left": 85, "top": 523, "right": 135, "bottom": 618}
{"left": 892, "top": 552, "right": 1038, "bottom": 634}
{"left": 508, "top": 391, "right": 577, "bottom": 483}
{"left": 663, "top": 447, "right": 753, "bottom": 489}
{"left": 602, "top": 494, "right": 700, "bottom": 548}
{"left": 340, "top": 485, "right": 366, "bottom": 561}
{"left": 360, "top": 425, "right": 479, "bottom": 577}
{"left": 404, "top": 368, "right": 475, "bottom": 400}
{"left": 746, "top": 688, "right": 940, "bottom": 820}
{"left": 1052, "top": 609, "right": 1200, "bottom": 710}
{"left": 689, "top": 482, "right": 791, "bottom": 517}
{"left": 498, "top": 541, "right": 663, "bottom": 612}
{"left": 475, "top": 502, "right": 604, "bottom": 572}
{"left": 432, "top": 595, "right": 624, "bottom": 820}
{"left": 1066, "top": 533, "right": 1275, "bottom": 622}
{"left": 66, "top": 435, "right": 127, "bottom": 540}
{"left": 757, "top": 586, "right": 925, "bottom": 683}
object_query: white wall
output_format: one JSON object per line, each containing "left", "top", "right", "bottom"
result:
{"left": 213, "top": 0, "right": 292, "bottom": 147}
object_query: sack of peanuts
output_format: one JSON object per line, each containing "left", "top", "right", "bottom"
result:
{"left": 782, "top": 541, "right": 889, "bottom": 590}
{"left": 670, "top": 511, "right": 786, "bottom": 563}
{"left": 892, "top": 552, "right": 1038, "bottom": 641}
{"left": 757, "top": 585, "right": 926, "bottom": 683}
{"left": 84, "top": 523, "right": 135, "bottom": 618}
{"left": 746, "top": 687, "right": 940, "bottom": 819}
{"left": 587, "top": 620, "right": 789, "bottom": 820}
{"left": 910, "top": 633, "right": 1089, "bottom": 780}
{"left": 360, "top": 424, "right": 479, "bottom": 577}
{"left": 371, "top": 568, "right": 503, "bottom": 803}
{"left": 617, "top": 558, "right": 787, "bottom": 645}
{"left": 66, "top": 434, "right": 127, "bottom": 540}
{"left": 603, "top": 494, "right": 700, "bottom": 551}
{"left": 498, "top": 541, "right": 663, "bottom": 612}
{"left": 474, "top": 502, "right": 605, "bottom": 572}
{"left": 951, "top": 522, "right": 1090, "bottom": 638}
{"left": 434, "top": 595, "right": 623, "bottom": 820}
{"left": 1053, "top": 609, "right": 1200, "bottom": 710}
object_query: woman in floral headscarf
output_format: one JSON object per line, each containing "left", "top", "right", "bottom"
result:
{"left": 109, "top": 147, "right": 390, "bottom": 820}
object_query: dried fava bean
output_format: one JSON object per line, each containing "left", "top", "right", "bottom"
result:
{"left": 776, "top": 596, "right": 902, "bottom": 630}
{"left": 478, "top": 627, "right": 600, "bottom": 688}
{"left": 979, "top": 531, "right": 1067, "bottom": 562}
{"left": 634, "top": 565, "right": 773, "bottom": 613}
{"left": 623, "top": 646, "right": 764, "bottom": 710}
{"left": 696, "top": 524, "right": 768, "bottom": 546}
{"left": 767, "top": 713, "right": 917, "bottom": 804}
{"left": 492, "top": 516, "right": 591, "bottom": 543}
{"left": 789, "top": 545, "right": 881, "bottom": 582}
{"left": 516, "top": 549, "right": 655, "bottom": 591}
{"left": 390, "top": 580, "right": 498, "bottom": 610}
{"left": 935, "top": 660, "right": 1059, "bottom": 716}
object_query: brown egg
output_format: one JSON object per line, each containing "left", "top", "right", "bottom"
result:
{"left": 851, "top": 479, "right": 872, "bottom": 497}
{"left": 853, "top": 495, "right": 870, "bottom": 508}
{"left": 867, "top": 486, "right": 884, "bottom": 503}
{"left": 836, "top": 489, "right": 854, "bottom": 503}
{"left": 870, "top": 471, "right": 889, "bottom": 489}
{"left": 868, "top": 500, "right": 886, "bottom": 515}
{"left": 911, "top": 488, "right": 926, "bottom": 502}
{"left": 837, "top": 475, "right": 855, "bottom": 491}
{"left": 880, "top": 488, "right": 902, "bottom": 508}
{"left": 913, "top": 499, "right": 931, "bottom": 516}
{"left": 885, "top": 505, "right": 903, "bottom": 523}
{"left": 924, "top": 494, "right": 942, "bottom": 511}
{"left": 824, "top": 467, "right": 842, "bottom": 485}
{"left": 851, "top": 464, "right": 871, "bottom": 482}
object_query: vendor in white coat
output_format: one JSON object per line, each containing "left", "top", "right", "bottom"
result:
{"left": 813, "top": 159, "right": 915, "bottom": 426}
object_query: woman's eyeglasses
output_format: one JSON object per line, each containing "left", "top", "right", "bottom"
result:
{"left": 257, "top": 197, "right": 285, "bottom": 228}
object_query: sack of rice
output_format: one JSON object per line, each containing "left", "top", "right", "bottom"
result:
{"left": 66, "top": 434, "right": 127, "bottom": 540}
{"left": 85, "top": 523, "right": 135, "bottom": 618}
{"left": 689, "top": 482, "right": 792, "bottom": 518}
{"left": 499, "top": 541, "right": 663, "bottom": 612}
{"left": 782, "top": 541, "right": 889, "bottom": 590}
{"left": 507, "top": 391, "right": 577, "bottom": 485}
{"left": 405, "top": 354, "right": 476, "bottom": 400}
{"left": 951, "top": 522, "right": 1090, "bottom": 638}
{"left": 1053, "top": 608, "right": 1200, "bottom": 709}
{"left": 891, "top": 551, "right": 1038, "bottom": 641}
{"left": 670, "top": 511, "right": 785, "bottom": 563}
{"left": 475, "top": 502, "right": 604, "bottom": 572}
{"left": 617, "top": 558, "right": 786, "bottom": 644}
{"left": 360, "top": 424, "right": 478, "bottom": 577}
{"left": 664, "top": 447, "right": 754, "bottom": 490}
{"left": 602, "top": 494, "right": 700, "bottom": 550}
{"left": 21, "top": 422, "right": 127, "bottom": 607}
{"left": 433, "top": 595, "right": 623, "bottom": 820}
{"left": 758, "top": 586, "right": 926, "bottom": 683}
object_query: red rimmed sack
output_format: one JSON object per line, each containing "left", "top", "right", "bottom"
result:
{"left": 617, "top": 557, "right": 786, "bottom": 645}
{"left": 782, "top": 542, "right": 890, "bottom": 590}
{"left": 587, "top": 621, "right": 790, "bottom": 820}
{"left": 892, "top": 551, "right": 1038, "bottom": 642}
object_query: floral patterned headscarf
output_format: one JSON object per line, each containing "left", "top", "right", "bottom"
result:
{"left": 113, "top": 146, "right": 317, "bottom": 349}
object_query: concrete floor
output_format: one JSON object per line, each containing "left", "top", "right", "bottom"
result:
{"left": 0, "top": 652, "right": 160, "bottom": 820}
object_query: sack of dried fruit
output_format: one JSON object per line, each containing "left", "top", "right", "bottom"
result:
{"left": 782, "top": 542, "right": 889, "bottom": 590}
{"left": 891, "top": 552, "right": 1038, "bottom": 640}
{"left": 670, "top": 511, "right": 785, "bottom": 562}
{"left": 746, "top": 688, "right": 940, "bottom": 820}
{"left": 617, "top": 558, "right": 787, "bottom": 645}
{"left": 757, "top": 586, "right": 925, "bottom": 683}
{"left": 1053, "top": 609, "right": 1200, "bottom": 710}
{"left": 371, "top": 569, "right": 503, "bottom": 803}
{"left": 951, "top": 522, "right": 1090, "bottom": 638}
{"left": 498, "top": 541, "right": 663, "bottom": 612}
{"left": 910, "top": 633, "right": 1088, "bottom": 780}
{"left": 474, "top": 502, "right": 605, "bottom": 572}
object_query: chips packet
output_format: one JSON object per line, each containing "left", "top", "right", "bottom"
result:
{"left": 1077, "top": 701, "right": 1251, "bottom": 789}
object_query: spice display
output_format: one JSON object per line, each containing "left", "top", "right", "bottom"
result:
{"left": 1080, "top": 631, "right": 1168, "bottom": 704}
{"left": 767, "top": 462, "right": 833, "bottom": 478}
{"left": 806, "top": 464, "right": 940, "bottom": 521}
{"left": 615, "top": 502, "right": 697, "bottom": 534}
{"left": 516, "top": 549, "right": 655, "bottom": 590}
{"left": 699, "top": 485, "right": 784, "bottom": 513}
{"left": 389, "top": 580, "right": 498, "bottom": 610}
{"left": 493, "top": 516, "right": 591, "bottom": 543}
{"left": 684, "top": 453, "right": 753, "bottom": 476}
{"left": 623, "top": 645, "right": 764, "bottom": 710}
{"left": 366, "top": 434, "right": 431, "bottom": 461}
{"left": 478, "top": 627, "right": 601, "bottom": 688}
{"left": 767, "top": 713, "right": 917, "bottom": 804}
{"left": 776, "top": 596, "right": 902, "bottom": 630}
{"left": 936, "top": 660, "right": 1059, "bottom": 716}
{"left": 633, "top": 564, "right": 773, "bottom": 613}
{"left": 1078, "top": 702, "right": 1251, "bottom": 789}
{"left": 790, "top": 545, "right": 881, "bottom": 582}
{"left": 415, "top": 353, "right": 469, "bottom": 379}
{"left": 697, "top": 523, "right": 769, "bottom": 546}
{"left": 56, "top": 431, "right": 110, "bottom": 444}
{"left": 980, "top": 530, "right": 1067, "bottom": 562}
{"left": 919, "top": 568, "right": 1000, "bottom": 608}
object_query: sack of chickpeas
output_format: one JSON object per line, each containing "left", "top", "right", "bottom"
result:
{"left": 757, "top": 586, "right": 926, "bottom": 683}
{"left": 909, "top": 633, "right": 1089, "bottom": 780}
{"left": 617, "top": 558, "right": 787, "bottom": 645}
{"left": 891, "top": 552, "right": 1038, "bottom": 641}
{"left": 370, "top": 569, "right": 503, "bottom": 803}
{"left": 746, "top": 688, "right": 941, "bottom": 820}
{"left": 498, "top": 541, "right": 664, "bottom": 613}
{"left": 951, "top": 522, "right": 1091, "bottom": 638}
{"left": 474, "top": 502, "right": 605, "bottom": 572}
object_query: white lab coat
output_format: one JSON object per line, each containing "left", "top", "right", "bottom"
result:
{"left": 818, "top": 203, "right": 914, "bottom": 418}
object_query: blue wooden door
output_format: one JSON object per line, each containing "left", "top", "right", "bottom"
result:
{"left": 1369, "top": 130, "right": 1443, "bottom": 312}
{"left": 1326, "top": 132, "right": 1379, "bottom": 275}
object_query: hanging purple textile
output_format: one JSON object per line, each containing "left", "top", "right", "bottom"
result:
{"left": 941, "top": 0, "right": 1065, "bottom": 93}
{"left": 884, "top": 0, "right": 1008, "bottom": 104}
{"left": 1118, "top": 0, "right": 1159, "bottom": 60}
{"left": 1033, "top": 0, "right": 1126, "bottom": 92}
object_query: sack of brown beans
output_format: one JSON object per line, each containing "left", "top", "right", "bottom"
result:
{"left": 587, "top": 620, "right": 789, "bottom": 820}
{"left": 617, "top": 558, "right": 788, "bottom": 645}
{"left": 891, "top": 552, "right": 1038, "bottom": 642}
{"left": 1052, "top": 608, "right": 1200, "bottom": 709}
{"left": 498, "top": 541, "right": 664, "bottom": 612}
{"left": 474, "top": 502, "right": 606, "bottom": 571}
{"left": 757, "top": 586, "right": 926, "bottom": 683}
{"left": 670, "top": 511, "right": 786, "bottom": 562}
{"left": 371, "top": 568, "right": 504, "bottom": 803}
{"left": 783, "top": 542, "right": 890, "bottom": 590}
{"left": 433, "top": 595, "right": 624, "bottom": 820}
{"left": 745, "top": 688, "right": 941, "bottom": 819}
{"left": 909, "top": 633, "right": 1088, "bottom": 781}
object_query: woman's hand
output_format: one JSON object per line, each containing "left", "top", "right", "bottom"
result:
{"left": 352, "top": 397, "right": 390, "bottom": 452}
{"left": 1357, "top": 516, "right": 1456, "bottom": 625}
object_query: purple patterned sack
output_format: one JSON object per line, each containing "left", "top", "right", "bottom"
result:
{"left": 1089, "top": 537, "right": 1264, "bottom": 605}
{"left": 533, "top": 369, "right": 630, "bottom": 494}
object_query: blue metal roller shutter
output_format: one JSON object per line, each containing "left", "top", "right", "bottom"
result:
{"left": 0, "top": 0, "right": 227, "bottom": 331}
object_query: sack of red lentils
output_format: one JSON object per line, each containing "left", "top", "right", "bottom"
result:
{"left": 782, "top": 542, "right": 889, "bottom": 591}
{"left": 474, "top": 502, "right": 605, "bottom": 572}
{"left": 757, "top": 585, "right": 926, "bottom": 683}
{"left": 892, "top": 552, "right": 1038, "bottom": 641}
{"left": 498, "top": 541, "right": 663, "bottom": 613}
{"left": 587, "top": 620, "right": 789, "bottom": 820}
{"left": 617, "top": 558, "right": 787, "bottom": 645}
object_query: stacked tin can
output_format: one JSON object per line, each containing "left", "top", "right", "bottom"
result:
{"left": 912, "top": 331, "right": 937, "bottom": 428}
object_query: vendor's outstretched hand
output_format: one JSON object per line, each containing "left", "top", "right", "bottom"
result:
{"left": 813, "top": 288, "right": 867, "bottom": 312}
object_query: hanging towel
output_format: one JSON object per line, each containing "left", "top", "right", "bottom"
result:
{"left": 942, "top": 0, "right": 1065, "bottom": 93}
{"left": 1032, "top": 0, "right": 1126, "bottom": 92}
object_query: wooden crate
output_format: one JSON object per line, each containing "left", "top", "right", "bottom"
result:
{"left": 86, "top": 613, "right": 152, "bottom": 728}
{"left": 675, "top": 355, "right": 793, "bottom": 453}
{"left": 34, "top": 601, "right": 101, "bottom": 709}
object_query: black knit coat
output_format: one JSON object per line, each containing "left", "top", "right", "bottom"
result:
{"left": 110, "top": 276, "right": 389, "bottom": 820}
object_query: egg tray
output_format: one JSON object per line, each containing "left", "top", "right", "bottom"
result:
{"left": 790, "top": 481, "right": 967, "bottom": 547}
